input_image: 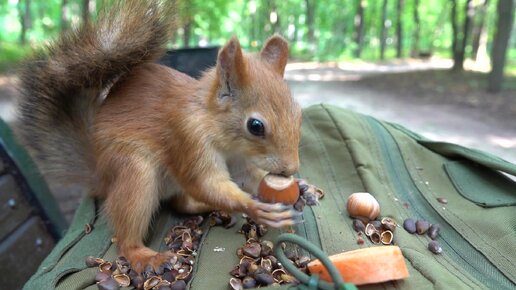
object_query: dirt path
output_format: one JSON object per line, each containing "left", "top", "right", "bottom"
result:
{"left": 286, "top": 60, "right": 516, "bottom": 164}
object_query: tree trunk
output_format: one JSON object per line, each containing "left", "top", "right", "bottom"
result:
{"left": 380, "top": 0, "right": 388, "bottom": 59}
{"left": 304, "top": 0, "right": 316, "bottom": 53}
{"left": 82, "top": 0, "right": 91, "bottom": 26}
{"left": 61, "top": 0, "right": 69, "bottom": 32}
{"left": 461, "top": 0, "right": 474, "bottom": 67}
{"left": 450, "top": 0, "right": 458, "bottom": 60}
{"left": 354, "top": 0, "right": 365, "bottom": 58}
{"left": 18, "top": 0, "right": 31, "bottom": 45}
{"left": 452, "top": 0, "right": 473, "bottom": 71}
{"left": 396, "top": 0, "right": 404, "bottom": 58}
{"left": 488, "top": 0, "right": 515, "bottom": 93}
{"left": 411, "top": 0, "right": 420, "bottom": 57}
{"left": 471, "top": 0, "right": 489, "bottom": 60}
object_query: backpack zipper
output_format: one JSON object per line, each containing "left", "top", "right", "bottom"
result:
{"left": 366, "top": 117, "right": 513, "bottom": 289}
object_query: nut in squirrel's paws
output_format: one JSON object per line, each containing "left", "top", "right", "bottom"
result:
{"left": 257, "top": 174, "right": 325, "bottom": 207}
{"left": 253, "top": 174, "right": 325, "bottom": 227}
{"left": 258, "top": 174, "right": 299, "bottom": 205}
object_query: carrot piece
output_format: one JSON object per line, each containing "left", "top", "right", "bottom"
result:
{"left": 307, "top": 246, "right": 409, "bottom": 285}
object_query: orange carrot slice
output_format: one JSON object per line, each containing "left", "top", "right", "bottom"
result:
{"left": 307, "top": 246, "right": 409, "bottom": 285}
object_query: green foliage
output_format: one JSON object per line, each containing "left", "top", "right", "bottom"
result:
{"left": 0, "top": 0, "right": 514, "bottom": 72}
{"left": 0, "top": 41, "right": 32, "bottom": 72}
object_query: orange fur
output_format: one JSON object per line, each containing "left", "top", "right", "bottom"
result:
{"left": 93, "top": 36, "right": 301, "bottom": 268}
{"left": 18, "top": 0, "right": 301, "bottom": 270}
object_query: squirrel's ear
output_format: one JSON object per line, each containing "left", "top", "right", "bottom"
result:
{"left": 260, "top": 35, "right": 289, "bottom": 76}
{"left": 217, "top": 37, "right": 248, "bottom": 89}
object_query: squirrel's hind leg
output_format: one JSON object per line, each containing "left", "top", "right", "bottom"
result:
{"left": 100, "top": 149, "right": 174, "bottom": 272}
{"left": 169, "top": 193, "right": 218, "bottom": 213}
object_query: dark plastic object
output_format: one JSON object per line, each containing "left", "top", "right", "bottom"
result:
{"left": 158, "top": 47, "right": 220, "bottom": 79}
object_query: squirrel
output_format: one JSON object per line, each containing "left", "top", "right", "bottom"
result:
{"left": 16, "top": 0, "right": 302, "bottom": 270}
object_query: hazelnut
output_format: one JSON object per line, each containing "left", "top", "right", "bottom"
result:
{"left": 113, "top": 274, "right": 131, "bottom": 287}
{"left": 170, "top": 280, "right": 187, "bottom": 290}
{"left": 416, "top": 220, "right": 431, "bottom": 235}
{"left": 428, "top": 240, "right": 443, "bottom": 254}
{"left": 436, "top": 197, "right": 448, "bottom": 204}
{"left": 258, "top": 174, "right": 299, "bottom": 205}
{"left": 381, "top": 217, "right": 397, "bottom": 232}
{"left": 85, "top": 256, "right": 104, "bottom": 267}
{"left": 370, "top": 232, "right": 382, "bottom": 245}
{"left": 403, "top": 218, "right": 416, "bottom": 234}
{"left": 427, "top": 224, "right": 440, "bottom": 240}
{"left": 380, "top": 230, "right": 394, "bottom": 245}
{"left": 346, "top": 192, "right": 380, "bottom": 220}
{"left": 97, "top": 276, "right": 120, "bottom": 290}
{"left": 242, "top": 276, "right": 256, "bottom": 289}
{"left": 352, "top": 219, "right": 366, "bottom": 233}
{"left": 143, "top": 276, "right": 162, "bottom": 289}
{"left": 229, "top": 278, "right": 243, "bottom": 290}
{"left": 365, "top": 223, "right": 378, "bottom": 236}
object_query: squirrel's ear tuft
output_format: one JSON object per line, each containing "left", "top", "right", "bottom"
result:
{"left": 261, "top": 35, "right": 289, "bottom": 76}
{"left": 217, "top": 36, "right": 248, "bottom": 88}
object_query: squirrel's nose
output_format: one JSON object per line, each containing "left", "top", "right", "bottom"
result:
{"left": 280, "top": 163, "right": 299, "bottom": 177}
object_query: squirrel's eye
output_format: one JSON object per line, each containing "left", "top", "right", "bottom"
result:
{"left": 247, "top": 118, "right": 265, "bottom": 137}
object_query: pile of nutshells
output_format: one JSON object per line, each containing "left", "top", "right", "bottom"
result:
{"left": 228, "top": 217, "right": 308, "bottom": 289}
{"left": 207, "top": 211, "right": 238, "bottom": 229}
{"left": 352, "top": 217, "right": 396, "bottom": 245}
{"left": 87, "top": 181, "right": 322, "bottom": 290}
{"left": 86, "top": 216, "right": 204, "bottom": 290}
{"left": 403, "top": 218, "right": 442, "bottom": 254}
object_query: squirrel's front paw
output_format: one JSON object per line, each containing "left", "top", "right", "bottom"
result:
{"left": 246, "top": 201, "right": 303, "bottom": 228}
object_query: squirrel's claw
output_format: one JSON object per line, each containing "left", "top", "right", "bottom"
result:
{"left": 250, "top": 202, "right": 304, "bottom": 228}
{"left": 256, "top": 202, "right": 292, "bottom": 212}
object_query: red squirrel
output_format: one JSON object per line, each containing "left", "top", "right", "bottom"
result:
{"left": 17, "top": 0, "right": 303, "bottom": 270}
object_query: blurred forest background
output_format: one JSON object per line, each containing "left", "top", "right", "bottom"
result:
{"left": 0, "top": 0, "right": 514, "bottom": 92}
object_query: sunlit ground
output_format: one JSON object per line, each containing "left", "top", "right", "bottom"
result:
{"left": 487, "top": 136, "right": 516, "bottom": 148}
{"left": 285, "top": 58, "right": 497, "bottom": 82}
{"left": 284, "top": 58, "right": 516, "bottom": 164}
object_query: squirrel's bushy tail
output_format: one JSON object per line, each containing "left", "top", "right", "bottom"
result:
{"left": 17, "top": 0, "right": 175, "bottom": 185}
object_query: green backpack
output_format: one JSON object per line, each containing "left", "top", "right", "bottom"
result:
{"left": 24, "top": 104, "right": 516, "bottom": 290}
